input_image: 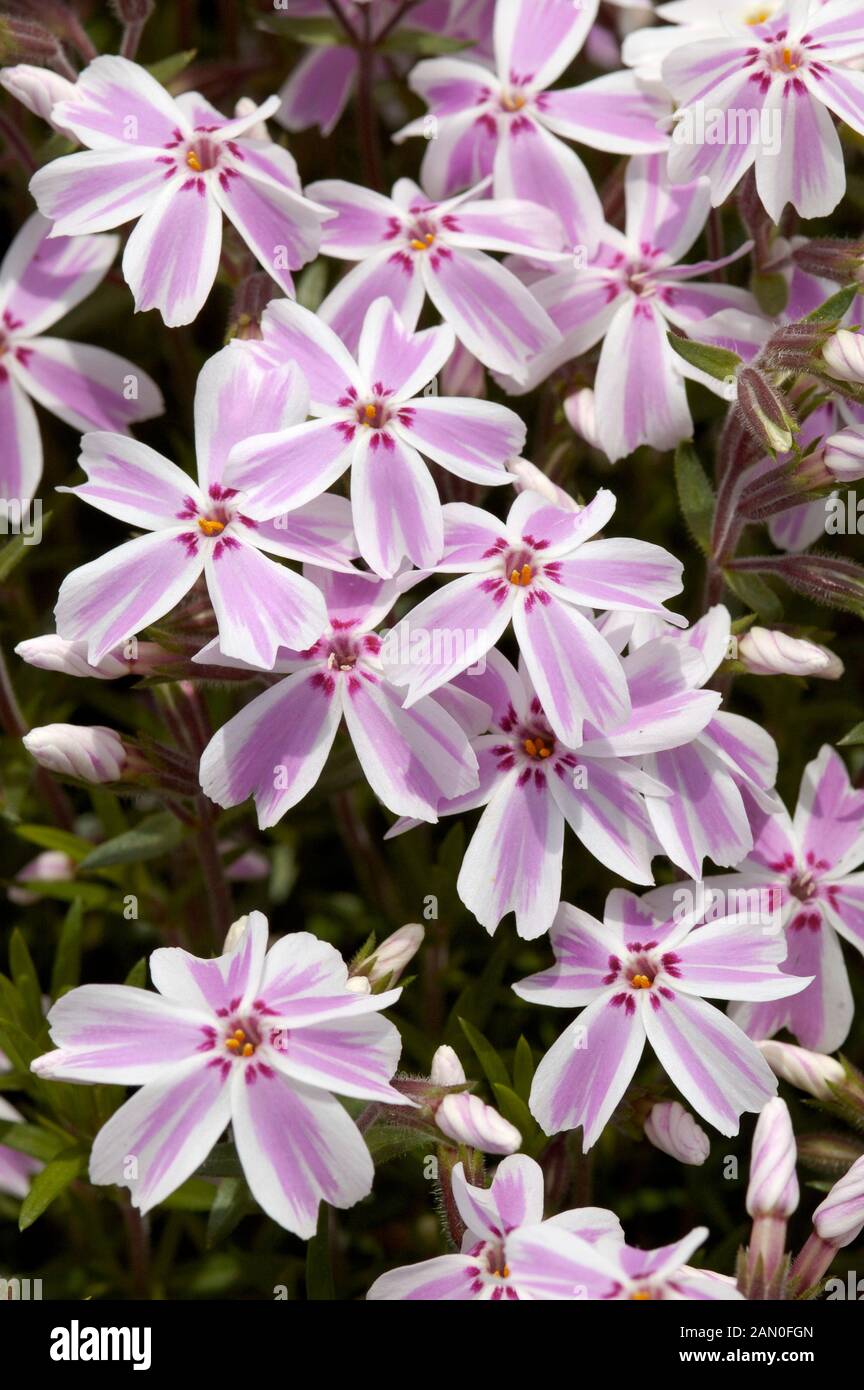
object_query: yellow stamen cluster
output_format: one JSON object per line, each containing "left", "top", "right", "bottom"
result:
{"left": 410, "top": 233, "right": 436, "bottom": 251}
{"left": 502, "top": 94, "right": 526, "bottom": 111}
{"left": 523, "top": 737, "right": 552, "bottom": 760}
{"left": 198, "top": 517, "right": 225, "bottom": 536}
{"left": 782, "top": 46, "right": 798, "bottom": 70}
{"left": 509, "top": 564, "right": 532, "bottom": 586}
{"left": 226, "top": 1028, "right": 255, "bottom": 1058}
{"left": 631, "top": 1290, "right": 653, "bottom": 1300}
{"left": 631, "top": 974, "right": 652, "bottom": 990}
{"left": 364, "top": 403, "right": 377, "bottom": 419}
{"left": 745, "top": 7, "right": 772, "bottom": 23}
{"left": 186, "top": 150, "right": 203, "bottom": 171}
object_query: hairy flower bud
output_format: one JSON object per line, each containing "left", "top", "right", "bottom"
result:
{"left": 436, "top": 1092, "right": 521, "bottom": 1154}
{"left": 823, "top": 328, "right": 864, "bottom": 383}
{"left": 22, "top": 724, "right": 128, "bottom": 783}
{"left": 357, "top": 924, "right": 424, "bottom": 987}
{"left": 824, "top": 423, "right": 864, "bottom": 481}
{"left": 747, "top": 1099, "right": 799, "bottom": 1220}
{"left": 758, "top": 1041, "right": 846, "bottom": 1100}
{"left": 738, "top": 628, "right": 843, "bottom": 679}
{"left": 792, "top": 236, "right": 864, "bottom": 284}
{"left": 644, "top": 1101, "right": 709, "bottom": 1166}
{"left": 736, "top": 367, "right": 797, "bottom": 454}
{"left": 15, "top": 634, "right": 174, "bottom": 680}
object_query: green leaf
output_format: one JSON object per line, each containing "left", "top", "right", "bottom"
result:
{"left": 512, "top": 1036, "right": 534, "bottom": 1103}
{"left": 839, "top": 720, "right": 864, "bottom": 746}
{"left": 124, "top": 958, "right": 149, "bottom": 989}
{"left": 9, "top": 930, "right": 43, "bottom": 1032}
{"left": 78, "top": 811, "right": 185, "bottom": 869}
{"left": 146, "top": 50, "right": 197, "bottom": 84}
{"left": 491, "top": 1082, "right": 535, "bottom": 1138}
{"left": 667, "top": 333, "right": 741, "bottom": 382}
{"left": 13, "top": 823, "right": 93, "bottom": 862}
{"left": 19, "top": 1147, "right": 87, "bottom": 1230}
{"left": 261, "top": 16, "right": 348, "bottom": 46}
{"left": 458, "top": 1017, "right": 510, "bottom": 1091}
{"left": 0, "top": 512, "right": 52, "bottom": 583}
{"left": 296, "top": 258, "right": 330, "bottom": 311}
{"left": 724, "top": 569, "right": 784, "bottom": 623}
{"left": 195, "top": 1142, "right": 244, "bottom": 1179}
{"left": 380, "top": 29, "right": 471, "bottom": 56}
{"left": 805, "top": 285, "right": 859, "bottom": 323}
{"left": 160, "top": 1178, "right": 217, "bottom": 1212}
{"left": 751, "top": 271, "right": 789, "bottom": 317}
{"left": 207, "top": 1178, "right": 250, "bottom": 1247}
{"left": 674, "top": 443, "right": 715, "bottom": 554}
{"left": 306, "top": 1205, "right": 335, "bottom": 1300}
{"left": 0, "top": 1123, "right": 72, "bottom": 1162}
{"left": 51, "top": 900, "right": 83, "bottom": 1000}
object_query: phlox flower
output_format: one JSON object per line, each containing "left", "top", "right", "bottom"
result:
{"left": 661, "top": 0, "right": 864, "bottom": 221}
{"left": 367, "top": 1152, "right": 623, "bottom": 1299}
{"left": 383, "top": 487, "right": 685, "bottom": 746}
{"left": 0, "top": 212, "right": 162, "bottom": 504}
{"left": 505, "top": 1223, "right": 743, "bottom": 1300}
{"left": 691, "top": 745, "right": 864, "bottom": 1054}
{"left": 198, "top": 568, "right": 482, "bottom": 828}
{"left": 388, "top": 645, "right": 721, "bottom": 938}
{"left": 602, "top": 604, "right": 780, "bottom": 875}
{"left": 226, "top": 296, "right": 526, "bottom": 576}
{"left": 505, "top": 154, "right": 758, "bottom": 462}
{"left": 54, "top": 346, "right": 359, "bottom": 668}
{"left": 396, "top": 0, "right": 668, "bottom": 255}
{"left": 0, "top": 1094, "right": 40, "bottom": 1198}
{"left": 31, "top": 911, "right": 410, "bottom": 1237}
{"left": 622, "top": 0, "right": 793, "bottom": 83}
{"left": 29, "top": 56, "right": 329, "bottom": 325}
{"left": 307, "top": 175, "right": 564, "bottom": 375}
{"left": 515, "top": 889, "right": 808, "bottom": 1147}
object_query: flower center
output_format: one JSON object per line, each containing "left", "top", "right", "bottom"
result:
{"left": 767, "top": 41, "right": 803, "bottom": 72}
{"left": 407, "top": 215, "right": 437, "bottom": 252}
{"left": 522, "top": 735, "right": 553, "bottom": 760}
{"left": 789, "top": 870, "right": 817, "bottom": 902}
{"left": 358, "top": 399, "right": 389, "bottom": 430}
{"left": 631, "top": 1288, "right": 654, "bottom": 1300}
{"left": 224, "top": 1018, "right": 261, "bottom": 1059}
{"left": 500, "top": 88, "right": 528, "bottom": 112}
{"left": 185, "top": 136, "right": 221, "bottom": 172}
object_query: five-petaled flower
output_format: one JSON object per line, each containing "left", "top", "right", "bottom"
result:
{"left": 31, "top": 911, "right": 411, "bottom": 1237}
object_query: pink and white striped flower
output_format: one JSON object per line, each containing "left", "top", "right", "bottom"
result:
{"left": 198, "top": 569, "right": 481, "bottom": 827}
{"left": 367, "top": 1152, "right": 623, "bottom": 1299}
{"left": 515, "top": 888, "right": 808, "bottom": 1147}
{"left": 30, "top": 911, "right": 410, "bottom": 1237}
{"left": 661, "top": 0, "right": 864, "bottom": 221}
{"left": 54, "top": 346, "right": 359, "bottom": 669}
{"left": 388, "top": 645, "right": 720, "bottom": 938}
{"left": 0, "top": 212, "right": 162, "bottom": 504}
{"left": 397, "top": 0, "right": 668, "bottom": 255}
{"left": 697, "top": 745, "right": 864, "bottom": 1054}
{"left": 307, "top": 176, "right": 564, "bottom": 376}
{"left": 383, "top": 488, "right": 685, "bottom": 746}
{"left": 227, "top": 296, "right": 526, "bottom": 576}
{"left": 506, "top": 1222, "right": 744, "bottom": 1300}
{"left": 505, "top": 155, "right": 758, "bottom": 462}
{"left": 29, "top": 56, "right": 329, "bottom": 326}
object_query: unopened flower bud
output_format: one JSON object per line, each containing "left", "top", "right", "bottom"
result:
{"left": 736, "top": 367, "right": 797, "bottom": 454}
{"left": 823, "top": 328, "right": 864, "bottom": 383}
{"left": 738, "top": 628, "right": 844, "bottom": 679}
{"left": 430, "top": 1045, "right": 466, "bottom": 1087}
{"left": 15, "top": 634, "right": 175, "bottom": 680}
{"left": 0, "top": 64, "right": 77, "bottom": 134}
{"left": 791, "top": 236, "right": 864, "bottom": 285}
{"left": 813, "top": 1154, "right": 864, "bottom": 1249}
{"left": 508, "top": 457, "right": 579, "bottom": 511}
{"left": 824, "top": 424, "right": 864, "bottom": 481}
{"left": 436, "top": 1092, "right": 521, "bottom": 1154}
{"left": 8, "top": 849, "right": 76, "bottom": 905}
{"left": 758, "top": 1040, "right": 846, "bottom": 1101}
{"left": 22, "top": 724, "right": 128, "bottom": 783}
{"left": 747, "top": 1099, "right": 799, "bottom": 1220}
{"left": 345, "top": 975, "right": 372, "bottom": 995}
{"left": 564, "top": 387, "right": 603, "bottom": 450}
{"left": 796, "top": 1132, "right": 864, "bottom": 1178}
{"left": 358, "top": 924, "right": 424, "bottom": 987}
{"left": 644, "top": 1101, "right": 709, "bottom": 1166}
{"left": 222, "top": 915, "right": 250, "bottom": 953}
{"left": 233, "top": 95, "right": 271, "bottom": 143}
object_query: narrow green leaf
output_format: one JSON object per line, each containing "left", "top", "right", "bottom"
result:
{"left": 491, "top": 1083, "right": 535, "bottom": 1138}
{"left": 0, "top": 512, "right": 52, "bottom": 583}
{"left": 805, "top": 285, "right": 858, "bottom": 323}
{"left": 512, "top": 1036, "right": 534, "bottom": 1103}
{"left": 674, "top": 442, "right": 715, "bottom": 554}
{"left": 751, "top": 271, "right": 789, "bottom": 317}
{"left": 207, "top": 1178, "right": 250, "bottom": 1247}
{"left": 9, "top": 930, "right": 43, "bottom": 1032}
{"left": 13, "top": 824, "right": 93, "bottom": 862}
{"left": 79, "top": 812, "right": 185, "bottom": 869}
{"left": 724, "top": 569, "right": 784, "bottom": 623}
{"left": 19, "top": 1147, "right": 86, "bottom": 1230}
{"left": 124, "top": 958, "right": 149, "bottom": 989}
{"left": 0, "top": 1123, "right": 72, "bottom": 1162}
{"left": 839, "top": 720, "right": 864, "bottom": 746}
{"left": 458, "top": 1017, "right": 510, "bottom": 1091}
{"left": 50, "top": 900, "right": 83, "bottom": 999}
{"left": 147, "top": 49, "right": 197, "bottom": 84}
{"left": 667, "top": 333, "right": 741, "bottom": 382}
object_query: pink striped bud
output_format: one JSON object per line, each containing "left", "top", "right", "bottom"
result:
{"left": 0, "top": 63, "right": 77, "bottom": 135}
{"left": 430, "top": 1045, "right": 466, "bottom": 1087}
{"left": 8, "top": 850, "right": 76, "bottom": 906}
{"left": 747, "top": 1099, "right": 799, "bottom": 1220}
{"left": 644, "top": 1102, "right": 710, "bottom": 1166}
{"left": 436, "top": 1092, "right": 521, "bottom": 1155}
{"left": 23, "top": 724, "right": 127, "bottom": 783}
{"left": 738, "top": 628, "right": 844, "bottom": 679}
{"left": 758, "top": 1040, "right": 845, "bottom": 1101}
{"left": 824, "top": 423, "right": 864, "bottom": 481}
{"left": 359, "top": 924, "right": 424, "bottom": 987}
{"left": 822, "top": 328, "right": 864, "bottom": 384}
{"left": 15, "top": 635, "right": 176, "bottom": 679}
{"left": 813, "top": 1154, "right": 864, "bottom": 1249}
